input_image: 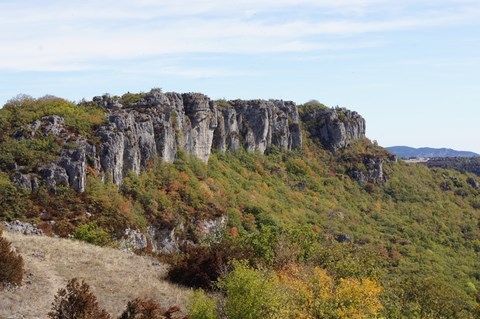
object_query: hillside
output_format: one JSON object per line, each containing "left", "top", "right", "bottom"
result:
{"left": 0, "top": 230, "right": 189, "bottom": 318}
{"left": 0, "top": 90, "right": 479, "bottom": 318}
{"left": 387, "top": 145, "right": 479, "bottom": 158}
{"left": 422, "top": 157, "right": 480, "bottom": 177}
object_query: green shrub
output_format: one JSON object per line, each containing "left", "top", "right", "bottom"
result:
{"left": 187, "top": 290, "right": 219, "bottom": 319}
{"left": 119, "top": 92, "right": 147, "bottom": 106}
{"left": 1, "top": 95, "right": 105, "bottom": 136}
{"left": 0, "top": 172, "right": 19, "bottom": 214}
{"left": 73, "top": 222, "right": 111, "bottom": 246}
{"left": 382, "top": 276, "right": 477, "bottom": 319}
{"left": 0, "top": 136, "right": 61, "bottom": 171}
{"left": 217, "top": 260, "right": 285, "bottom": 319}
{"left": 0, "top": 228, "right": 24, "bottom": 288}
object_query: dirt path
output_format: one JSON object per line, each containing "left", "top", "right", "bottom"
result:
{"left": 0, "top": 231, "right": 189, "bottom": 319}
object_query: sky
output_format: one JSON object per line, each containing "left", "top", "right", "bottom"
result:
{"left": 0, "top": 0, "right": 479, "bottom": 153}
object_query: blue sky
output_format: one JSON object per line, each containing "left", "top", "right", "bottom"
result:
{"left": 1, "top": 0, "right": 479, "bottom": 152}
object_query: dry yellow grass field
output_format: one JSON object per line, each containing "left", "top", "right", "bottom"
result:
{"left": 0, "top": 231, "right": 190, "bottom": 319}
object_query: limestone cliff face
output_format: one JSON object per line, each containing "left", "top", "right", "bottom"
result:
{"left": 95, "top": 91, "right": 220, "bottom": 184}
{"left": 96, "top": 92, "right": 302, "bottom": 185}
{"left": 12, "top": 90, "right": 303, "bottom": 190}
{"left": 213, "top": 99, "right": 302, "bottom": 154}
{"left": 11, "top": 90, "right": 373, "bottom": 192}
{"left": 12, "top": 115, "right": 95, "bottom": 193}
{"left": 301, "top": 107, "right": 366, "bottom": 153}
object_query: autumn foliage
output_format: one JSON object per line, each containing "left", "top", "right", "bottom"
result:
{"left": 0, "top": 228, "right": 24, "bottom": 288}
{"left": 119, "top": 298, "right": 186, "bottom": 319}
{"left": 49, "top": 278, "right": 187, "bottom": 319}
{"left": 277, "top": 264, "right": 383, "bottom": 319}
{"left": 48, "top": 278, "right": 111, "bottom": 319}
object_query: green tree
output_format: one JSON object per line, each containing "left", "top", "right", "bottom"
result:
{"left": 217, "top": 260, "right": 285, "bottom": 319}
{"left": 187, "top": 290, "right": 219, "bottom": 319}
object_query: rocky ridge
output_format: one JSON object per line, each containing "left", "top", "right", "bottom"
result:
{"left": 10, "top": 89, "right": 374, "bottom": 193}
{"left": 300, "top": 106, "right": 366, "bottom": 153}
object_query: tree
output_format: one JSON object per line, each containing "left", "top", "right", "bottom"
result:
{"left": 0, "top": 228, "right": 24, "bottom": 288}
{"left": 277, "top": 264, "right": 383, "bottom": 319}
{"left": 48, "top": 278, "right": 111, "bottom": 319}
{"left": 217, "top": 260, "right": 285, "bottom": 319}
{"left": 187, "top": 289, "right": 219, "bottom": 319}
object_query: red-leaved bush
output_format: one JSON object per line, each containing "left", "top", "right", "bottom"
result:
{"left": 0, "top": 228, "right": 24, "bottom": 288}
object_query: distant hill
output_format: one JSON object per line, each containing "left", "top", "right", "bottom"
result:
{"left": 387, "top": 146, "right": 479, "bottom": 158}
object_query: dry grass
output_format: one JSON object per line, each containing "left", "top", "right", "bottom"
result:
{"left": 0, "top": 231, "right": 190, "bottom": 319}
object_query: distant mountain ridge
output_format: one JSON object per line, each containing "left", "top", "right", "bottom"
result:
{"left": 387, "top": 146, "right": 479, "bottom": 158}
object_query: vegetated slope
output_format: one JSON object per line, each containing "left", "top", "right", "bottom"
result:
{"left": 0, "top": 92, "right": 479, "bottom": 317}
{"left": 422, "top": 156, "right": 480, "bottom": 177}
{"left": 387, "top": 145, "right": 479, "bottom": 158}
{"left": 0, "top": 231, "right": 188, "bottom": 318}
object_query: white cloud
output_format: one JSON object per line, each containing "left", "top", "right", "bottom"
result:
{"left": 0, "top": 0, "right": 479, "bottom": 72}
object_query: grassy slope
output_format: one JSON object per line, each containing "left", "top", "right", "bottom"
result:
{"left": 0, "top": 231, "right": 189, "bottom": 319}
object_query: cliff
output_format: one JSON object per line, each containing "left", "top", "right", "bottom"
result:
{"left": 300, "top": 105, "right": 366, "bottom": 153}
{"left": 9, "top": 89, "right": 369, "bottom": 192}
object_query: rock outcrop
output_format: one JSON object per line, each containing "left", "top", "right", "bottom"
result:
{"left": 120, "top": 216, "right": 227, "bottom": 253}
{"left": 12, "top": 115, "right": 94, "bottom": 192}
{"left": 9, "top": 89, "right": 374, "bottom": 191}
{"left": 214, "top": 99, "right": 302, "bottom": 153}
{"left": 348, "top": 156, "right": 386, "bottom": 185}
{"left": 3, "top": 220, "right": 43, "bottom": 235}
{"left": 300, "top": 106, "right": 365, "bottom": 153}
{"left": 95, "top": 92, "right": 302, "bottom": 185}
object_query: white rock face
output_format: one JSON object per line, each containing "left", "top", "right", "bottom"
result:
{"left": 11, "top": 89, "right": 304, "bottom": 190}
{"left": 95, "top": 92, "right": 303, "bottom": 185}
{"left": 300, "top": 106, "right": 366, "bottom": 153}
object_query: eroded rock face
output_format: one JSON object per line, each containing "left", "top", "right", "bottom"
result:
{"left": 119, "top": 216, "right": 228, "bottom": 253}
{"left": 180, "top": 93, "right": 218, "bottom": 161}
{"left": 11, "top": 90, "right": 382, "bottom": 192}
{"left": 95, "top": 93, "right": 302, "bottom": 185}
{"left": 8, "top": 90, "right": 305, "bottom": 190}
{"left": 348, "top": 156, "right": 386, "bottom": 185}
{"left": 301, "top": 107, "right": 365, "bottom": 153}
{"left": 13, "top": 115, "right": 68, "bottom": 140}
{"left": 96, "top": 92, "right": 218, "bottom": 184}
{"left": 213, "top": 99, "right": 302, "bottom": 154}
{"left": 12, "top": 115, "right": 93, "bottom": 192}
{"left": 3, "top": 220, "right": 43, "bottom": 235}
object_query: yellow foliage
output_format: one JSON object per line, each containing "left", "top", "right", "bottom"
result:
{"left": 262, "top": 181, "right": 270, "bottom": 192}
{"left": 335, "top": 278, "right": 383, "bottom": 319}
{"left": 278, "top": 265, "right": 333, "bottom": 318}
{"left": 277, "top": 264, "right": 383, "bottom": 319}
